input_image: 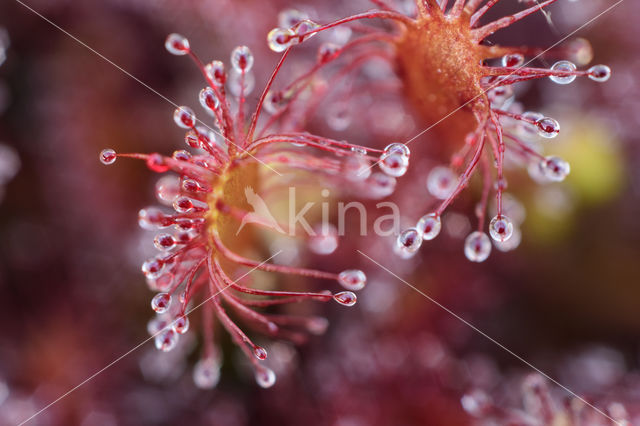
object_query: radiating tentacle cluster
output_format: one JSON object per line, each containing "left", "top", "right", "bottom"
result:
{"left": 100, "top": 33, "right": 409, "bottom": 388}
{"left": 265, "top": 0, "right": 611, "bottom": 262}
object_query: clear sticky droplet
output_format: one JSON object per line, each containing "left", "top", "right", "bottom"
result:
{"left": 427, "top": 166, "right": 457, "bottom": 199}
{"left": 255, "top": 366, "right": 276, "bottom": 388}
{"left": 338, "top": 269, "right": 367, "bottom": 291}
{"left": 165, "top": 33, "right": 190, "bottom": 55}
{"left": 151, "top": 292, "right": 172, "bottom": 313}
{"left": 154, "top": 329, "right": 179, "bottom": 352}
{"left": 193, "top": 357, "right": 220, "bottom": 389}
{"left": 489, "top": 215, "right": 514, "bottom": 242}
{"left": 99, "top": 148, "right": 116, "bottom": 165}
{"left": 416, "top": 213, "right": 442, "bottom": 241}
{"left": 231, "top": 46, "right": 254, "bottom": 72}
{"left": 549, "top": 60, "right": 577, "bottom": 85}
{"left": 464, "top": 231, "right": 492, "bottom": 262}
{"left": 173, "top": 106, "right": 196, "bottom": 129}
{"left": 333, "top": 291, "right": 357, "bottom": 307}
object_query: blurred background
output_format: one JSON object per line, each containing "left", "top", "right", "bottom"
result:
{"left": 0, "top": 0, "right": 639, "bottom": 425}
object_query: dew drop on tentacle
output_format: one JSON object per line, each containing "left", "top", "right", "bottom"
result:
{"left": 255, "top": 366, "right": 276, "bottom": 388}
{"left": 193, "top": 358, "right": 221, "bottom": 389}
{"left": 338, "top": 269, "right": 367, "bottom": 291}
{"left": 536, "top": 117, "right": 560, "bottom": 139}
{"left": 228, "top": 69, "right": 255, "bottom": 97}
{"left": 205, "top": 60, "right": 226, "bottom": 87}
{"left": 147, "top": 316, "right": 169, "bottom": 336}
{"left": 165, "top": 33, "right": 190, "bottom": 56}
{"left": 416, "top": 213, "right": 442, "bottom": 241}
{"left": 267, "top": 28, "right": 295, "bottom": 53}
{"left": 231, "top": 46, "right": 254, "bottom": 73}
{"left": 539, "top": 156, "right": 570, "bottom": 182}
{"left": 502, "top": 53, "right": 525, "bottom": 68}
{"left": 199, "top": 87, "right": 220, "bottom": 112}
{"left": 549, "top": 60, "right": 577, "bottom": 85}
{"left": 154, "top": 233, "right": 177, "bottom": 251}
{"left": 379, "top": 152, "right": 409, "bottom": 177}
{"left": 155, "top": 175, "right": 180, "bottom": 204}
{"left": 306, "top": 317, "right": 329, "bottom": 335}
{"left": 99, "top": 148, "right": 117, "bottom": 165}
{"left": 464, "top": 231, "right": 492, "bottom": 263}
{"left": 142, "top": 257, "right": 164, "bottom": 279}
{"left": 263, "top": 90, "right": 288, "bottom": 114}
{"left": 173, "top": 106, "right": 196, "bottom": 129}
{"left": 489, "top": 215, "right": 514, "bottom": 242}
{"left": 588, "top": 64, "right": 611, "bottom": 82}
{"left": 154, "top": 328, "right": 179, "bottom": 352}
{"left": 427, "top": 166, "right": 457, "bottom": 200}
{"left": 366, "top": 172, "right": 396, "bottom": 199}
{"left": 384, "top": 142, "right": 410, "bottom": 158}
{"left": 172, "top": 314, "right": 189, "bottom": 334}
{"left": 278, "top": 8, "right": 309, "bottom": 29}
{"left": 293, "top": 19, "right": 321, "bottom": 43}
{"left": 333, "top": 291, "right": 357, "bottom": 307}
{"left": 308, "top": 224, "right": 338, "bottom": 255}
{"left": 151, "top": 292, "right": 172, "bottom": 313}
{"left": 254, "top": 346, "right": 268, "bottom": 360}
{"left": 396, "top": 228, "right": 423, "bottom": 255}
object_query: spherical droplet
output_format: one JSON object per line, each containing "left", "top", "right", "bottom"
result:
{"left": 193, "top": 358, "right": 220, "bottom": 389}
{"left": 379, "top": 152, "right": 409, "bottom": 177}
{"left": 367, "top": 172, "right": 396, "bottom": 199}
{"left": 502, "top": 53, "right": 525, "bottom": 68}
{"left": 173, "top": 106, "right": 196, "bottom": 129}
{"left": 427, "top": 166, "right": 457, "bottom": 199}
{"left": 540, "top": 156, "right": 570, "bottom": 182}
{"left": 199, "top": 87, "right": 219, "bottom": 112}
{"left": 494, "top": 226, "right": 521, "bottom": 252}
{"left": 99, "top": 148, "right": 116, "bottom": 165}
{"left": 384, "top": 142, "right": 410, "bottom": 158}
{"left": 338, "top": 269, "right": 367, "bottom": 291}
{"left": 536, "top": 117, "right": 560, "bottom": 139}
{"left": 154, "top": 329, "right": 179, "bottom": 352}
{"left": 306, "top": 317, "right": 329, "bottom": 335}
{"left": 416, "top": 213, "right": 442, "bottom": 241}
{"left": 255, "top": 366, "right": 276, "bottom": 388}
{"left": 155, "top": 175, "right": 180, "bottom": 205}
{"left": 464, "top": 231, "right": 492, "bottom": 263}
{"left": 151, "top": 292, "right": 172, "bottom": 314}
{"left": 308, "top": 225, "right": 338, "bottom": 255}
{"left": 267, "top": 28, "right": 295, "bottom": 52}
{"left": 154, "top": 233, "right": 176, "bottom": 251}
{"left": 549, "top": 60, "right": 577, "bottom": 85}
{"left": 231, "top": 46, "right": 254, "bottom": 72}
{"left": 228, "top": 69, "right": 255, "bottom": 97}
{"left": 333, "top": 291, "right": 357, "bottom": 307}
{"left": 489, "top": 215, "right": 514, "bottom": 242}
{"left": 165, "top": 33, "right": 190, "bottom": 55}
{"left": 263, "top": 90, "right": 287, "bottom": 114}
{"left": 278, "top": 8, "right": 309, "bottom": 29}
{"left": 142, "top": 257, "right": 164, "bottom": 279}
{"left": 254, "top": 346, "right": 268, "bottom": 360}
{"left": 205, "top": 60, "right": 226, "bottom": 86}
{"left": 396, "top": 228, "right": 423, "bottom": 254}
{"left": 172, "top": 314, "right": 189, "bottom": 334}
{"left": 588, "top": 64, "right": 611, "bottom": 82}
